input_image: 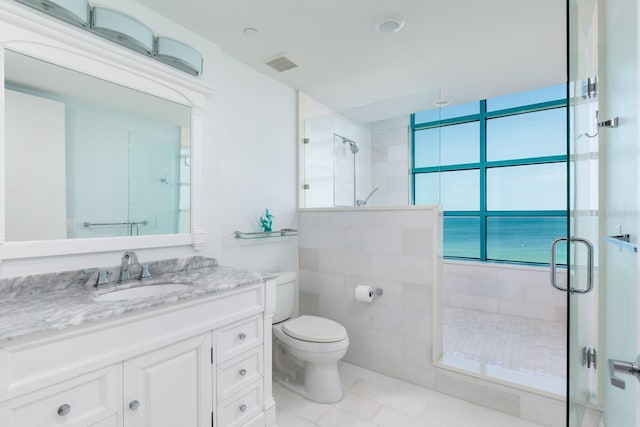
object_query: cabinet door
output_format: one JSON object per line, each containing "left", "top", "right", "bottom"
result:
{"left": 123, "top": 333, "right": 212, "bottom": 427}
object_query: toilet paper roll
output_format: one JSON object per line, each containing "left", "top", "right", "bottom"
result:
{"left": 354, "top": 285, "right": 374, "bottom": 302}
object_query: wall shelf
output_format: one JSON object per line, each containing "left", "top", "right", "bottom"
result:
{"left": 603, "top": 235, "right": 637, "bottom": 253}
{"left": 233, "top": 229, "right": 298, "bottom": 239}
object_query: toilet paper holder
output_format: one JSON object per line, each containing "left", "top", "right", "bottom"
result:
{"left": 354, "top": 285, "right": 384, "bottom": 302}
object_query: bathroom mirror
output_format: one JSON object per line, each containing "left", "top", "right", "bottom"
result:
{"left": 0, "top": 9, "right": 210, "bottom": 260}
{"left": 4, "top": 50, "right": 191, "bottom": 242}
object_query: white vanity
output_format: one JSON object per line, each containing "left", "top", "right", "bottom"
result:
{"left": 0, "top": 257, "right": 276, "bottom": 427}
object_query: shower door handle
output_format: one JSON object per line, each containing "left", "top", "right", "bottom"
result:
{"left": 550, "top": 237, "right": 594, "bottom": 294}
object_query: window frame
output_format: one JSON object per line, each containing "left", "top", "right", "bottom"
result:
{"left": 411, "top": 98, "right": 568, "bottom": 264}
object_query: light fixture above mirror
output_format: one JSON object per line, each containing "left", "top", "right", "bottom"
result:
{"left": 156, "top": 37, "right": 203, "bottom": 76}
{"left": 12, "top": 0, "right": 203, "bottom": 76}
{"left": 15, "top": 0, "right": 90, "bottom": 27}
{"left": 91, "top": 7, "right": 154, "bottom": 55}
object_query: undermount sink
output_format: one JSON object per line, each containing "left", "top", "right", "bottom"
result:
{"left": 96, "top": 283, "right": 193, "bottom": 302}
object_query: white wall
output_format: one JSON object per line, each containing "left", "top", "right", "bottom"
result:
{"left": 0, "top": 0, "right": 298, "bottom": 276}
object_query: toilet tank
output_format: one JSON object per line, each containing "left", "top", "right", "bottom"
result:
{"left": 273, "top": 272, "right": 297, "bottom": 324}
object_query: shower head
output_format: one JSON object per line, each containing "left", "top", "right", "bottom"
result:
{"left": 342, "top": 137, "right": 359, "bottom": 154}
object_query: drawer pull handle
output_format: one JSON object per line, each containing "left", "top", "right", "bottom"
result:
{"left": 238, "top": 332, "right": 247, "bottom": 340}
{"left": 239, "top": 368, "right": 247, "bottom": 376}
{"left": 129, "top": 400, "right": 141, "bottom": 411}
{"left": 57, "top": 404, "right": 71, "bottom": 416}
{"left": 239, "top": 404, "right": 247, "bottom": 412}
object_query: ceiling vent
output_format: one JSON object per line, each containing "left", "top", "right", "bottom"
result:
{"left": 265, "top": 54, "right": 298, "bottom": 72}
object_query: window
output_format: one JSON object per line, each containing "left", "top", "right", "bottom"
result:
{"left": 411, "top": 84, "right": 567, "bottom": 264}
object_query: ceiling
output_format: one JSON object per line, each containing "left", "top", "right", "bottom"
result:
{"left": 137, "top": 0, "right": 566, "bottom": 116}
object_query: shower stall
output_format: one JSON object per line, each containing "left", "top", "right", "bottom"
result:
{"left": 299, "top": 107, "right": 375, "bottom": 208}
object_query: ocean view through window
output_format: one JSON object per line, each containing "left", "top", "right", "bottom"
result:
{"left": 411, "top": 85, "right": 568, "bottom": 264}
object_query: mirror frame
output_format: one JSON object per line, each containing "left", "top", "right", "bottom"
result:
{"left": 0, "top": 1, "right": 214, "bottom": 260}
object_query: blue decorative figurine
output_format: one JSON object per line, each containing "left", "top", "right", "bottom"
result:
{"left": 260, "top": 209, "right": 274, "bottom": 232}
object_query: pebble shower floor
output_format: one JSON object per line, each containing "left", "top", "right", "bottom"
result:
{"left": 442, "top": 306, "right": 566, "bottom": 395}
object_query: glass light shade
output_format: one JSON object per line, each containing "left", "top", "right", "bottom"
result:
{"left": 91, "top": 7, "right": 154, "bottom": 55}
{"left": 155, "top": 37, "right": 203, "bottom": 76}
{"left": 16, "top": 0, "right": 89, "bottom": 27}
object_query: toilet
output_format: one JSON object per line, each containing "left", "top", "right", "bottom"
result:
{"left": 272, "top": 272, "right": 349, "bottom": 403}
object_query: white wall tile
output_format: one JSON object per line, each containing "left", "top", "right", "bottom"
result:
{"left": 318, "top": 249, "right": 372, "bottom": 276}
{"left": 299, "top": 247, "right": 319, "bottom": 270}
{"left": 403, "top": 283, "right": 432, "bottom": 311}
{"left": 345, "top": 228, "right": 403, "bottom": 255}
{"left": 299, "top": 291, "right": 319, "bottom": 316}
{"left": 370, "top": 303, "right": 404, "bottom": 333}
{"left": 299, "top": 227, "right": 345, "bottom": 249}
{"left": 370, "top": 254, "right": 431, "bottom": 284}
{"left": 403, "top": 229, "right": 433, "bottom": 257}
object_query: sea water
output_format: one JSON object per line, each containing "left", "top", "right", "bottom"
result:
{"left": 444, "top": 216, "right": 568, "bottom": 264}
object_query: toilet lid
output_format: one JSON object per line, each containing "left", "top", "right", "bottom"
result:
{"left": 282, "top": 315, "right": 347, "bottom": 343}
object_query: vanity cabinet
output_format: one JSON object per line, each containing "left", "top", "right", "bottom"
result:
{"left": 0, "top": 281, "right": 276, "bottom": 427}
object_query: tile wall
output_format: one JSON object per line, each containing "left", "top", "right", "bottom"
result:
{"left": 297, "top": 208, "right": 576, "bottom": 426}
{"left": 443, "top": 260, "right": 568, "bottom": 323}
{"left": 298, "top": 208, "right": 438, "bottom": 386}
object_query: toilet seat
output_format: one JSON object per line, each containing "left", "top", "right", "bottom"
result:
{"left": 282, "top": 315, "right": 347, "bottom": 343}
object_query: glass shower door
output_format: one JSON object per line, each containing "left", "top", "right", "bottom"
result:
{"left": 567, "top": 0, "right": 639, "bottom": 425}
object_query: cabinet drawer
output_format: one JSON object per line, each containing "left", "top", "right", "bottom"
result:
{"left": 218, "top": 382, "right": 263, "bottom": 427}
{"left": 217, "top": 347, "right": 263, "bottom": 402}
{"left": 216, "top": 316, "right": 263, "bottom": 363}
{"left": 0, "top": 365, "right": 120, "bottom": 427}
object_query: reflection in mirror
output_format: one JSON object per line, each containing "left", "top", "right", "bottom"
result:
{"left": 4, "top": 50, "right": 191, "bottom": 241}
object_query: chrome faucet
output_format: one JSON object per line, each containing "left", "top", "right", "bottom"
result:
{"left": 119, "top": 251, "right": 150, "bottom": 283}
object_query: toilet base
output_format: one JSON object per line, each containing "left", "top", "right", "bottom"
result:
{"left": 273, "top": 365, "right": 344, "bottom": 403}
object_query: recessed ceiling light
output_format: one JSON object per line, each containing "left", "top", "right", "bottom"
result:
{"left": 433, "top": 97, "right": 452, "bottom": 107}
{"left": 375, "top": 16, "right": 405, "bottom": 34}
{"left": 243, "top": 27, "right": 258, "bottom": 37}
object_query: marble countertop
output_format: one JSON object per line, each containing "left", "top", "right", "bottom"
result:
{"left": 0, "top": 256, "right": 274, "bottom": 345}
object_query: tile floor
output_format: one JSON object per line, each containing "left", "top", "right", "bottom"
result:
{"left": 442, "top": 307, "right": 566, "bottom": 395}
{"left": 274, "top": 362, "right": 545, "bottom": 427}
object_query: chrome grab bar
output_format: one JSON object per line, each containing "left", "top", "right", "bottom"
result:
{"left": 83, "top": 220, "right": 148, "bottom": 236}
{"left": 550, "top": 236, "right": 594, "bottom": 294}
{"left": 83, "top": 220, "right": 149, "bottom": 227}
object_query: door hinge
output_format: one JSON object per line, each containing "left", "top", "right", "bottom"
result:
{"left": 211, "top": 347, "right": 214, "bottom": 365}
{"left": 583, "top": 346, "right": 597, "bottom": 369}
{"left": 211, "top": 411, "right": 214, "bottom": 427}
{"left": 303, "top": 138, "right": 310, "bottom": 144}
{"left": 303, "top": 184, "right": 310, "bottom": 190}
{"left": 582, "top": 76, "right": 598, "bottom": 99}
